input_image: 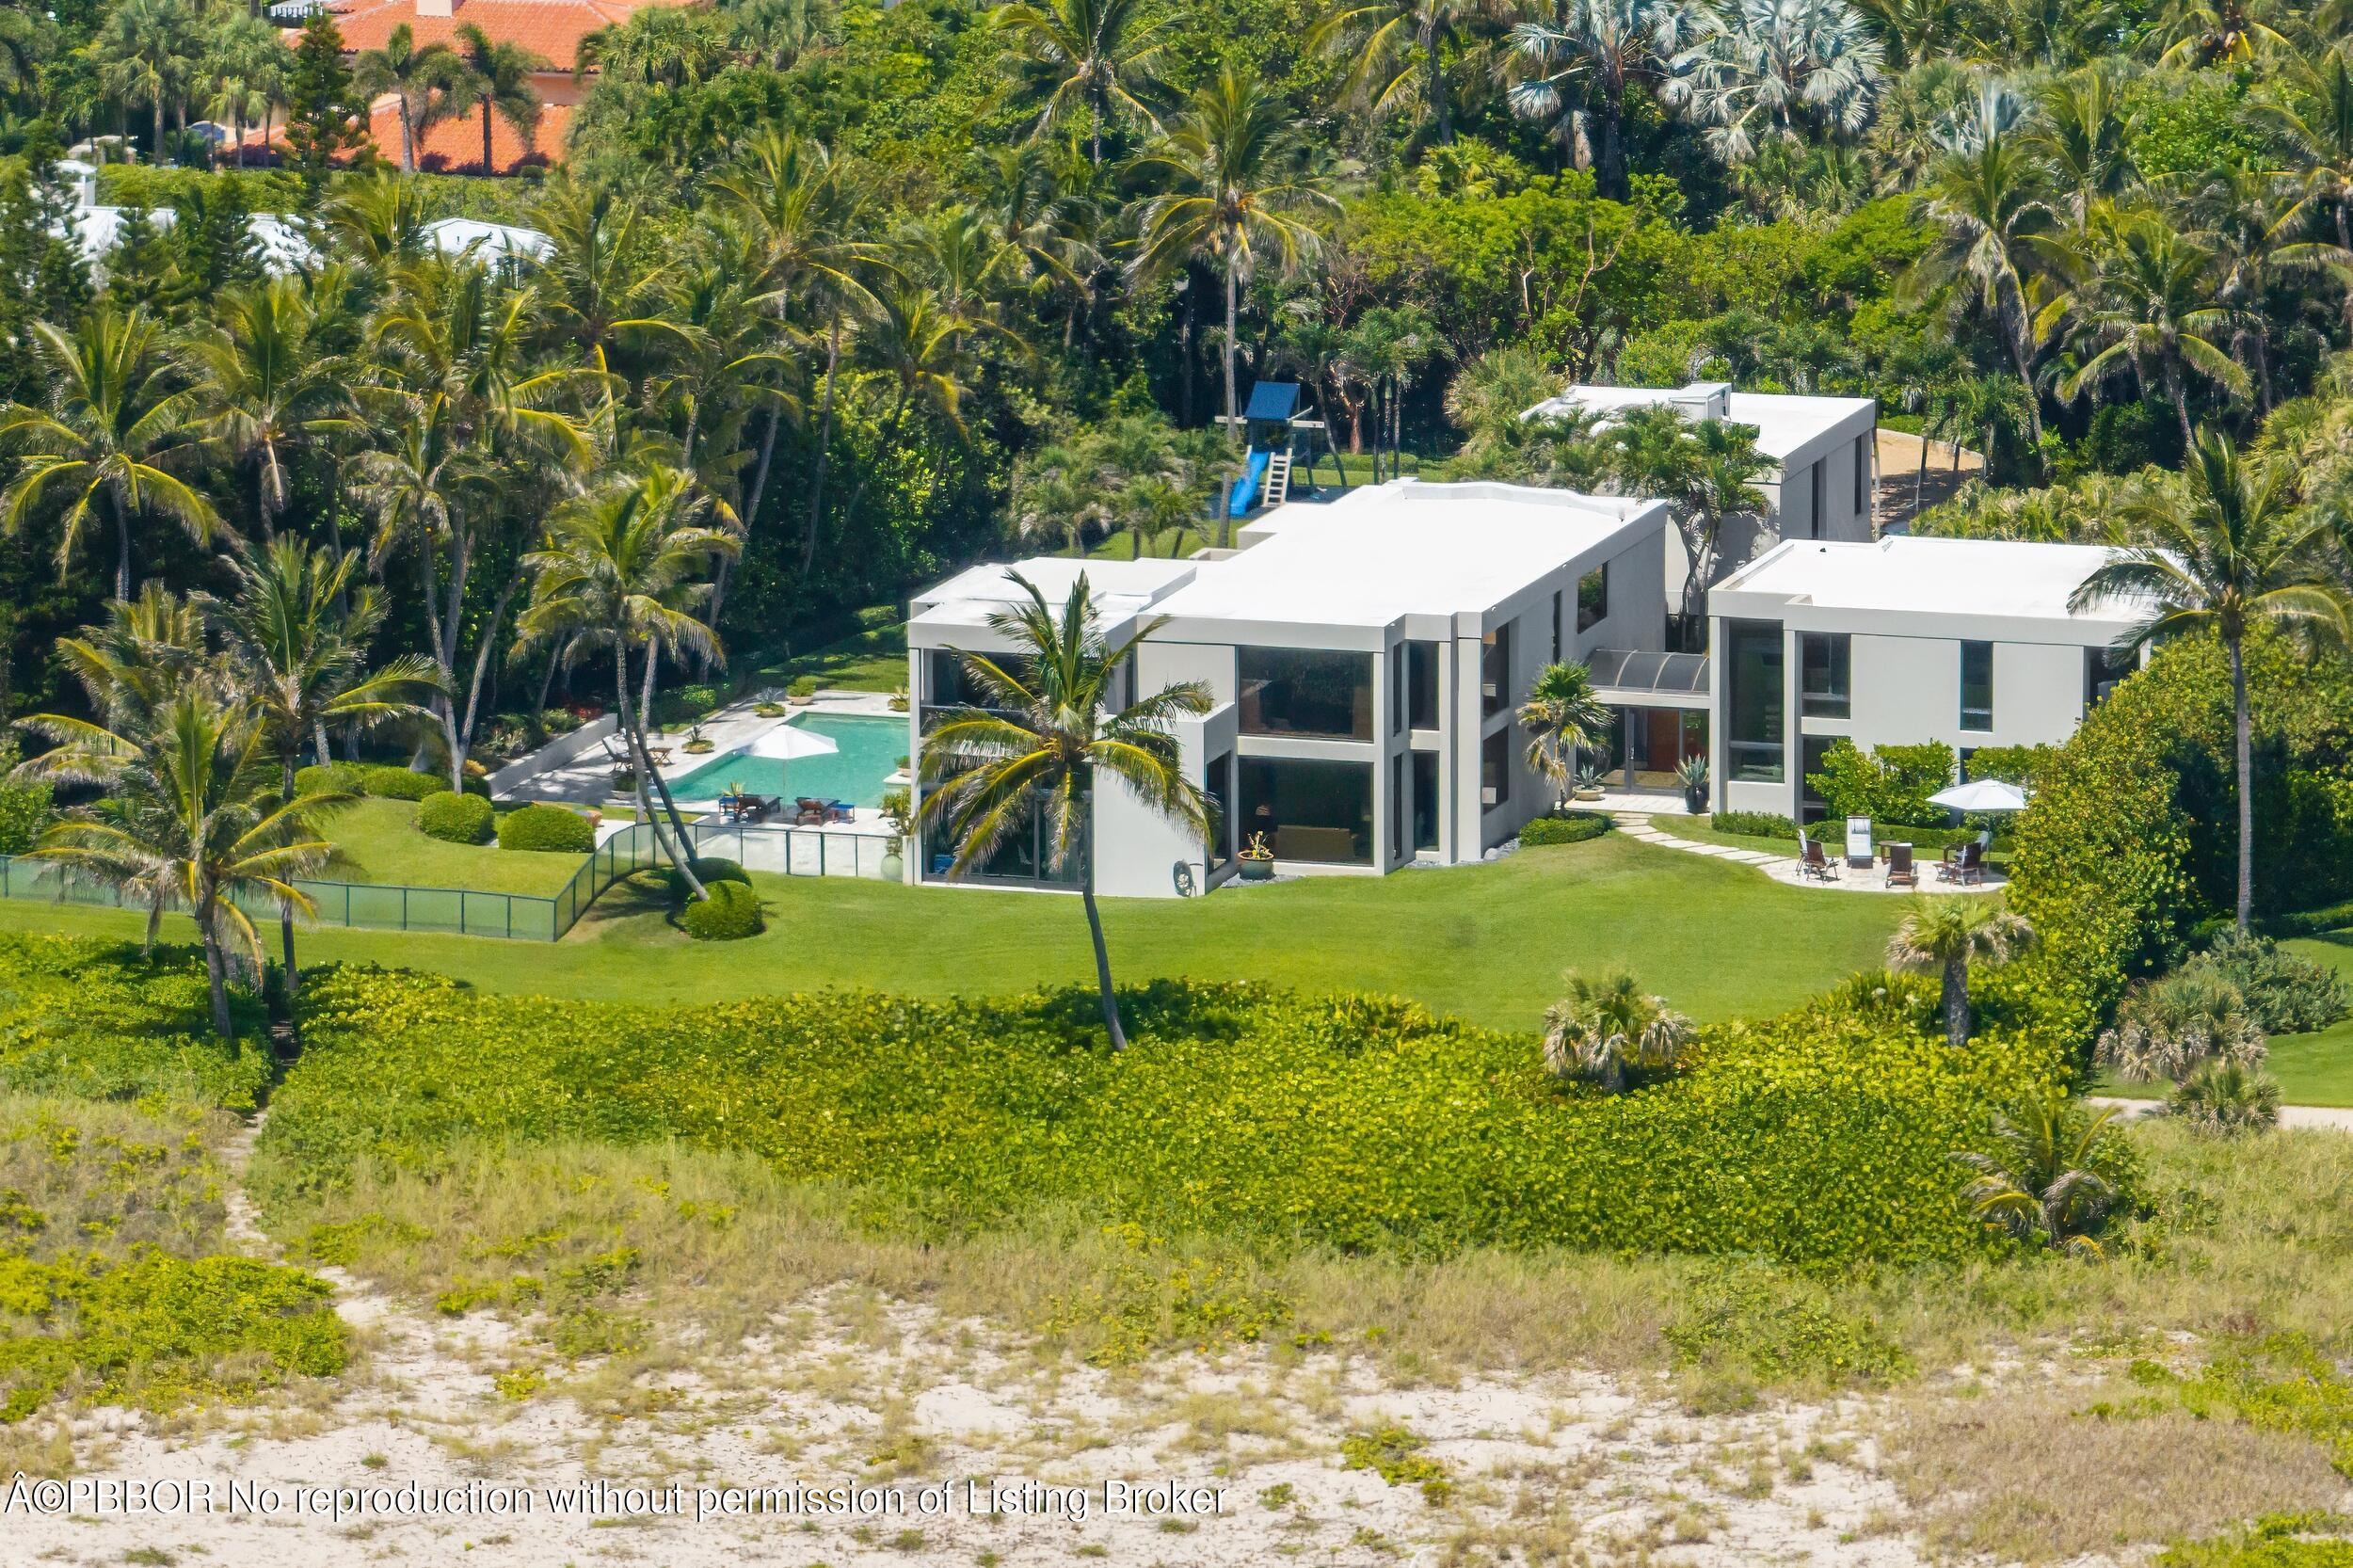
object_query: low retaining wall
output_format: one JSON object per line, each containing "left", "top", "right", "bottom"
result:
{"left": 488, "top": 714, "right": 618, "bottom": 799}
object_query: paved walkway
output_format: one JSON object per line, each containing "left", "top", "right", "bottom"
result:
{"left": 1610, "top": 812, "right": 2007, "bottom": 895}
{"left": 2090, "top": 1096, "right": 2353, "bottom": 1132}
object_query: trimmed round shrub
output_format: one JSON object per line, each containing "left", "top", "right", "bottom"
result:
{"left": 295, "top": 762, "right": 365, "bottom": 796}
{"left": 497, "top": 803, "right": 595, "bottom": 854}
{"left": 1521, "top": 813, "right": 1611, "bottom": 847}
{"left": 680, "top": 881, "right": 763, "bottom": 941}
{"left": 663, "top": 856, "right": 750, "bottom": 904}
{"left": 360, "top": 765, "right": 448, "bottom": 801}
{"left": 416, "top": 791, "right": 493, "bottom": 845}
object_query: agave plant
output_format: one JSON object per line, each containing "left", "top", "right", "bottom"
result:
{"left": 1952, "top": 1096, "right": 2129, "bottom": 1258}
{"left": 1541, "top": 968, "right": 1696, "bottom": 1095}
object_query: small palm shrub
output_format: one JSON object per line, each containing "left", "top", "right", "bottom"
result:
{"left": 2096, "top": 967, "right": 2267, "bottom": 1082}
{"left": 1540, "top": 968, "right": 1695, "bottom": 1095}
{"left": 416, "top": 791, "right": 493, "bottom": 845}
{"left": 663, "top": 856, "right": 749, "bottom": 904}
{"left": 497, "top": 803, "right": 595, "bottom": 854}
{"left": 680, "top": 880, "right": 763, "bottom": 940}
{"left": 2193, "top": 931, "right": 2349, "bottom": 1035}
{"left": 2168, "top": 1059, "right": 2281, "bottom": 1135}
{"left": 1952, "top": 1095, "right": 2134, "bottom": 1258}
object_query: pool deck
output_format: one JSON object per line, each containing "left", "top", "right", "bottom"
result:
{"left": 496, "top": 690, "right": 906, "bottom": 831}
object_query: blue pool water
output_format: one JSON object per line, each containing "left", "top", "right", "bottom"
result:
{"left": 667, "top": 713, "right": 907, "bottom": 808}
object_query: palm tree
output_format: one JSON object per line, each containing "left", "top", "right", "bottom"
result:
{"left": 453, "top": 22, "right": 547, "bottom": 175}
{"left": 93, "top": 0, "right": 200, "bottom": 162}
{"left": 1130, "top": 70, "right": 1337, "bottom": 446}
{"left": 514, "top": 463, "right": 740, "bottom": 899}
{"left": 0, "top": 309, "right": 220, "bottom": 602}
{"left": 353, "top": 24, "right": 472, "bottom": 173}
{"left": 179, "top": 277, "right": 359, "bottom": 539}
{"left": 1663, "top": 0, "right": 1887, "bottom": 164}
{"left": 996, "top": 0, "right": 1170, "bottom": 165}
{"left": 1310, "top": 0, "right": 1490, "bottom": 145}
{"left": 1518, "top": 661, "right": 1611, "bottom": 808}
{"left": 839, "top": 282, "right": 1010, "bottom": 527}
{"left": 2147, "top": 0, "right": 2287, "bottom": 66}
{"left": 204, "top": 9, "right": 286, "bottom": 169}
{"left": 2255, "top": 47, "right": 2353, "bottom": 328}
{"left": 1503, "top": 0, "right": 1698, "bottom": 197}
{"left": 2049, "top": 205, "right": 2247, "bottom": 447}
{"left": 1905, "top": 120, "right": 2052, "bottom": 446}
{"left": 205, "top": 540, "right": 440, "bottom": 1000}
{"left": 19, "top": 684, "right": 341, "bottom": 1040}
{"left": 1952, "top": 1095, "right": 2126, "bottom": 1256}
{"left": 324, "top": 171, "right": 433, "bottom": 269}
{"left": 2025, "top": 64, "right": 2138, "bottom": 231}
{"left": 2070, "top": 433, "right": 2350, "bottom": 933}
{"left": 1445, "top": 344, "right": 1561, "bottom": 459}
{"left": 918, "top": 572, "right": 1213, "bottom": 1049}
{"left": 1884, "top": 897, "right": 2037, "bottom": 1048}
{"left": 1540, "top": 968, "right": 1696, "bottom": 1094}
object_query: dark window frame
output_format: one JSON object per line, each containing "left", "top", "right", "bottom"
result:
{"left": 1799, "top": 632, "right": 1850, "bottom": 720}
{"left": 1238, "top": 646, "right": 1376, "bottom": 741}
{"left": 1960, "top": 640, "right": 1994, "bottom": 732}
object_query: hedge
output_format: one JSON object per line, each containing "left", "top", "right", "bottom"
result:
{"left": 255, "top": 968, "right": 2073, "bottom": 1265}
{"left": 680, "top": 881, "right": 763, "bottom": 940}
{"left": 417, "top": 791, "right": 493, "bottom": 845}
{"left": 664, "top": 856, "right": 751, "bottom": 903}
{"left": 295, "top": 762, "right": 450, "bottom": 801}
{"left": 1521, "top": 813, "right": 1611, "bottom": 846}
{"left": 497, "top": 803, "right": 595, "bottom": 854}
{"left": 652, "top": 683, "right": 727, "bottom": 728}
{"left": 1709, "top": 811, "right": 1800, "bottom": 840}
{"left": 1807, "top": 740, "right": 1956, "bottom": 827}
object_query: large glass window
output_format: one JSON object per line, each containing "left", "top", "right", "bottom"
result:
{"left": 1238, "top": 758, "right": 1373, "bottom": 865}
{"left": 924, "top": 648, "right": 974, "bottom": 710}
{"left": 1205, "top": 750, "right": 1234, "bottom": 869}
{"left": 2085, "top": 644, "right": 2134, "bottom": 710}
{"left": 1726, "top": 619, "right": 1785, "bottom": 782}
{"left": 937, "top": 802, "right": 1081, "bottom": 888}
{"left": 1481, "top": 726, "right": 1512, "bottom": 808}
{"left": 1481, "top": 621, "right": 1513, "bottom": 718}
{"left": 1389, "top": 754, "right": 1405, "bottom": 861}
{"left": 1961, "top": 641, "right": 1993, "bottom": 731}
{"left": 1799, "top": 632, "right": 1850, "bottom": 719}
{"left": 1577, "top": 566, "right": 1609, "bottom": 632}
{"left": 1412, "top": 751, "right": 1439, "bottom": 850}
{"left": 1407, "top": 641, "right": 1440, "bottom": 729}
{"left": 1238, "top": 647, "right": 1373, "bottom": 740}
{"left": 1800, "top": 734, "right": 1836, "bottom": 824}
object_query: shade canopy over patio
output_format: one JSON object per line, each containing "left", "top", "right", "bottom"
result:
{"left": 1927, "top": 778, "right": 2029, "bottom": 812}
{"left": 746, "top": 724, "right": 841, "bottom": 761}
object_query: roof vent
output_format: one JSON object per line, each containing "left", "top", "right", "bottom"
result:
{"left": 1669, "top": 381, "right": 1732, "bottom": 422}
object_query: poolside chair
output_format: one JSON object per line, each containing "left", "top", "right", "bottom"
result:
{"left": 1885, "top": 842, "right": 1918, "bottom": 888}
{"left": 824, "top": 799, "right": 855, "bottom": 824}
{"left": 1844, "top": 816, "right": 1874, "bottom": 871}
{"left": 1945, "top": 840, "right": 1986, "bottom": 887}
{"left": 793, "top": 796, "right": 829, "bottom": 826}
{"left": 1798, "top": 833, "right": 1839, "bottom": 881}
{"left": 742, "top": 795, "right": 777, "bottom": 824}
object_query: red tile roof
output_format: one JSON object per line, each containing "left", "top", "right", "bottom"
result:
{"left": 325, "top": 0, "right": 688, "bottom": 72}
{"left": 366, "top": 97, "right": 572, "bottom": 174}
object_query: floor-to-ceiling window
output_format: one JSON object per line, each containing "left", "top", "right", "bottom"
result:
{"left": 1800, "top": 632, "right": 1850, "bottom": 719}
{"left": 1412, "top": 752, "right": 1439, "bottom": 852}
{"left": 1960, "top": 640, "right": 1994, "bottom": 732}
{"left": 1407, "top": 641, "right": 1440, "bottom": 728}
{"left": 1481, "top": 727, "right": 1511, "bottom": 808}
{"left": 1206, "top": 749, "right": 1235, "bottom": 869}
{"left": 1238, "top": 757, "right": 1374, "bottom": 864}
{"left": 1481, "top": 622, "right": 1514, "bottom": 717}
{"left": 1239, "top": 648, "right": 1374, "bottom": 740}
{"left": 1726, "top": 619, "right": 1785, "bottom": 782}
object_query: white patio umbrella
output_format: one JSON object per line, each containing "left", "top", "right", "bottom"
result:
{"left": 745, "top": 723, "right": 840, "bottom": 761}
{"left": 1927, "top": 778, "right": 2029, "bottom": 812}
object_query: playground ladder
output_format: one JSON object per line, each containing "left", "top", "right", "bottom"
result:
{"left": 1262, "top": 449, "right": 1293, "bottom": 506}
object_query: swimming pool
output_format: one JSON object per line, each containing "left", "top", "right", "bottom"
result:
{"left": 667, "top": 713, "right": 907, "bottom": 808}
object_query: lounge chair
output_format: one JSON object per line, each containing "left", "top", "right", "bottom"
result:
{"left": 1945, "top": 840, "right": 1986, "bottom": 886}
{"left": 741, "top": 794, "right": 776, "bottom": 824}
{"left": 793, "top": 796, "right": 830, "bottom": 826}
{"left": 1798, "top": 833, "right": 1838, "bottom": 881}
{"left": 1885, "top": 842, "right": 1918, "bottom": 888}
{"left": 824, "top": 799, "right": 855, "bottom": 824}
{"left": 1845, "top": 816, "right": 1874, "bottom": 871}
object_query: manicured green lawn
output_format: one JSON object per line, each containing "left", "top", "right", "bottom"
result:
{"left": 1660, "top": 816, "right": 1801, "bottom": 857}
{"left": 0, "top": 835, "right": 1905, "bottom": 1032}
{"left": 757, "top": 611, "right": 907, "bottom": 694}
{"left": 315, "top": 799, "right": 586, "bottom": 898}
{"left": 2099, "top": 932, "right": 2353, "bottom": 1108}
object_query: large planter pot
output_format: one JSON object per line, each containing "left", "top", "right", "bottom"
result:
{"left": 1684, "top": 785, "right": 1706, "bottom": 813}
{"left": 1239, "top": 857, "right": 1274, "bottom": 882}
{"left": 1573, "top": 788, "right": 1604, "bottom": 802}
{"left": 880, "top": 849, "right": 904, "bottom": 882}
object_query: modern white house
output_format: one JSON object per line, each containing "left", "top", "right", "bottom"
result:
{"left": 1524, "top": 380, "right": 1881, "bottom": 610}
{"left": 906, "top": 479, "right": 1674, "bottom": 898}
{"left": 1705, "top": 536, "right": 2145, "bottom": 822}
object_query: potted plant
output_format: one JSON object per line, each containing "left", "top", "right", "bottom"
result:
{"left": 788, "top": 676, "right": 821, "bottom": 707}
{"left": 1675, "top": 754, "right": 1709, "bottom": 814}
{"left": 878, "top": 786, "right": 910, "bottom": 881}
{"left": 753, "top": 699, "right": 786, "bottom": 718}
{"left": 1239, "top": 831, "right": 1275, "bottom": 881}
{"left": 1572, "top": 760, "right": 1609, "bottom": 802}
{"left": 888, "top": 685, "right": 910, "bottom": 712}
{"left": 682, "top": 722, "right": 716, "bottom": 755}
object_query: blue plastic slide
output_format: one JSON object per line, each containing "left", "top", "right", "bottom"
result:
{"left": 1227, "top": 448, "right": 1269, "bottom": 517}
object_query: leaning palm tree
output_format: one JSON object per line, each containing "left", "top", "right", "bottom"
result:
{"left": 205, "top": 540, "right": 440, "bottom": 1000}
{"left": 996, "top": 0, "right": 1171, "bottom": 165}
{"left": 1903, "top": 121, "right": 2053, "bottom": 446}
{"left": 19, "top": 687, "right": 342, "bottom": 1040}
{"left": 2070, "top": 432, "right": 2350, "bottom": 933}
{"left": 1885, "top": 896, "right": 2037, "bottom": 1049}
{"left": 919, "top": 572, "right": 1214, "bottom": 1049}
{"left": 1518, "top": 661, "right": 1611, "bottom": 808}
{"left": 0, "top": 309, "right": 221, "bottom": 603}
{"left": 1129, "top": 70, "right": 1337, "bottom": 445}
{"left": 514, "top": 463, "right": 741, "bottom": 901}
{"left": 1952, "top": 1095, "right": 2126, "bottom": 1257}
{"left": 1540, "top": 968, "right": 1696, "bottom": 1095}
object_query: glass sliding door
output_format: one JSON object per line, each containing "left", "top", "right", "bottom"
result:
{"left": 1238, "top": 757, "right": 1374, "bottom": 865}
{"left": 1725, "top": 620, "right": 1785, "bottom": 782}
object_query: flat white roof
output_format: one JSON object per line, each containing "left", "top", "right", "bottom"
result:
{"left": 909, "top": 556, "right": 1197, "bottom": 639}
{"left": 1714, "top": 536, "right": 2145, "bottom": 632}
{"left": 1528, "top": 384, "right": 1875, "bottom": 465}
{"left": 1150, "top": 480, "right": 1663, "bottom": 630}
